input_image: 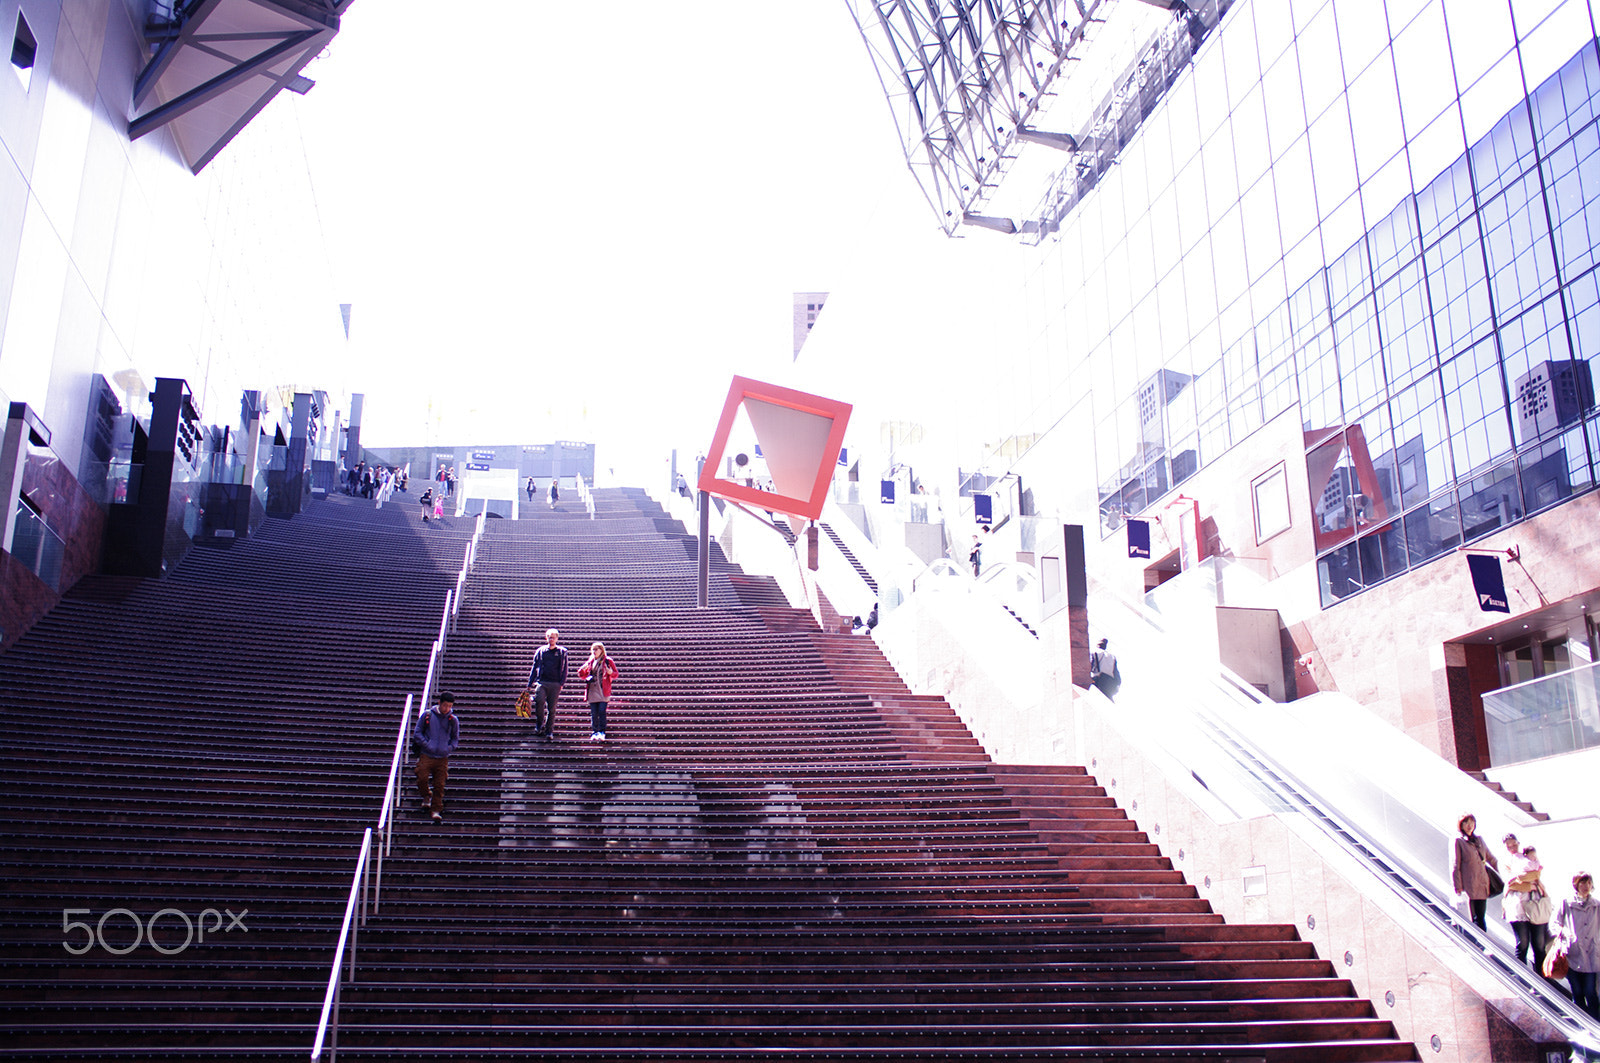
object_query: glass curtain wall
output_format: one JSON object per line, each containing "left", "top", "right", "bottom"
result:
{"left": 1017, "top": 0, "right": 1600, "bottom": 610}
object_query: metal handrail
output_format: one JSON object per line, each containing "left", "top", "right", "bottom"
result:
{"left": 418, "top": 639, "right": 441, "bottom": 716}
{"left": 311, "top": 514, "right": 487, "bottom": 1058}
{"left": 372, "top": 694, "right": 414, "bottom": 912}
{"left": 310, "top": 827, "right": 372, "bottom": 1062}
{"left": 577, "top": 473, "right": 596, "bottom": 519}
{"left": 1092, "top": 582, "right": 1600, "bottom": 1056}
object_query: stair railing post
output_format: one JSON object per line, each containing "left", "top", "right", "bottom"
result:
{"left": 697, "top": 489, "right": 711, "bottom": 608}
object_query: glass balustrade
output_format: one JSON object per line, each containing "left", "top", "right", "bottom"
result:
{"left": 9, "top": 497, "right": 65, "bottom": 589}
{"left": 1482, "top": 661, "right": 1600, "bottom": 766}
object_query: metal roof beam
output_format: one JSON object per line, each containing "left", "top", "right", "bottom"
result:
{"left": 128, "top": 29, "right": 319, "bottom": 141}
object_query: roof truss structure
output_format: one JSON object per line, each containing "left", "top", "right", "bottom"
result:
{"left": 845, "top": 0, "right": 1112, "bottom": 236}
{"left": 130, "top": 0, "right": 353, "bottom": 174}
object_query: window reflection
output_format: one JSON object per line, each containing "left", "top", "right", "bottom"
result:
{"left": 1468, "top": 101, "right": 1538, "bottom": 204}
{"left": 1357, "top": 519, "right": 1408, "bottom": 590}
{"left": 1404, "top": 492, "right": 1462, "bottom": 566}
{"left": 1517, "top": 430, "right": 1591, "bottom": 513}
{"left": 1071, "top": 20, "right": 1600, "bottom": 612}
{"left": 1528, "top": 43, "right": 1600, "bottom": 150}
{"left": 1390, "top": 374, "right": 1453, "bottom": 510}
{"left": 1480, "top": 170, "right": 1558, "bottom": 319}
{"left": 1459, "top": 460, "right": 1523, "bottom": 541}
{"left": 1542, "top": 119, "right": 1600, "bottom": 280}
{"left": 1306, "top": 427, "right": 1396, "bottom": 552}
{"left": 1442, "top": 336, "right": 1514, "bottom": 476}
{"left": 1424, "top": 216, "right": 1494, "bottom": 356}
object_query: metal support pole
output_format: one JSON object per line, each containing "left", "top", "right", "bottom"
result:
{"left": 697, "top": 490, "right": 711, "bottom": 608}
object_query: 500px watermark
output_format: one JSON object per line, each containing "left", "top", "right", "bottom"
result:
{"left": 62, "top": 907, "right": 248, "bottom": 956}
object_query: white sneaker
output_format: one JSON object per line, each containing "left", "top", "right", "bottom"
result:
{"left": 591, "top": 731, "right": 605, "bottom": 741}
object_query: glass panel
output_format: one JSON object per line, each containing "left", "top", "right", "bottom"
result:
{"left": 1333, "top": 297, "right": 1385, "bottom": 415}
{"left": 1233, "top": 88, "right": 1272, "bottom": 194}
{"left": 1460, "top": 51, "right": 1523, "bottom": 147}
{"left": 1376, "top": 259, "right": 1438, "bottom": 389}
{"left": 1393, "top": 1, "right": 1455, "bottom": 136}
{"left": 1253, "top": 0, "right": 1296, "bottom": 68}
{"left": 1298, "top": 329, "right": 1342, "bottom": 432}
{"left": 1468, "top": 98, "right": 1538, "bottom": 205}
{"left": 1410, "top": 106, "right": 1470, "bottom": 210}
{"left": 1349, "top": 51, "right": 1404, "bottom": 181}
{"left": 1416, "top": 154, "right": 1476, "bottom": 247}
{"left": 1458, "top": 459, "right": 1524, "bottom": 541}
{"left": 1516, "top": 0, "right": 1595, "bottom": 108}
{"left": 1328, "top": 237, "right": 1373, "bottom": 318}
{"left": 1368, "top": 195, "right": 1421, "bottom": 285}
{"left": 1442, "top": 335, "right": 1514, "bottom": 476}
{"left": 9, "top": 499, "right": 64, "bottom": 590}
{"left": 1288, "top": 267, "right": 1331, "bottom": 341}
{"left": 1261, "top": 353, "right": 1299, "bottom": 423}
{"left": 1424, "top": 216, "right": 1494, "bottom": 357}
{"left": 1541, "top": 118, "right": 1600, "bottom": 280}
{"left": 1197, "top": 409, "right": 1230, "bottom": 467}
{"left": 1517, "top": 427, "right": 1593, "bottom": 512}
{"left": 1309, "top": 101, "right": 1359, "bottom": 212}
{"left": 1479, "top": 169, "right": 1559, "bottom": 320}
{"left": 1499, "top": 293, "right": 1578, "bottom": 447}
{"left": 1318, "top": 540, "right": 1362, "bottom": 606}
{"left": 1404, "top": 490, "right": 1462, "bottom": 564}
{"left": 1352, "top": 401, "right": 1400, "bottom": 518}
{"left": 1333, "top": 0, "right": 1388, "bottom": 79}
{"left": 1481, "top": 660, "right": 1600, "bottom": 766}
{"left": 1296, "top": 5, "right": 1346, "bottom": 122}
{"left": 1528, "top": 40, "right": 1600, "bottom": 152}
{"left": 1262, "top": 48, "right": 1309, "bottom": 161}
{"left": 1563, "top": 266, "right": 1600, "bottom": 402}
{"left": 1274, "top": 135, "right": 1320, "bottom": 248}
{"left": 1170, "top": 432, "right": 1200, "bottom": 487}
{"left": 1307, "top": 430, "right": 1357, "bottom": 549}
{"left": 1357, "top": 519, "right": 1409, "bottom": 587}
{"left": 1390, "top": 373, "right": 1454, "bottom": 509}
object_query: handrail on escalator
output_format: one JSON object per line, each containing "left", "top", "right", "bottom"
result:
{"left": 1091, "top": 580, "right": 1600, "bottom": 1058}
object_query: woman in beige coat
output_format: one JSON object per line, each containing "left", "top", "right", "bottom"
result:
{"left": 1451, "top": 813, "right": 1500, "bottom": 931}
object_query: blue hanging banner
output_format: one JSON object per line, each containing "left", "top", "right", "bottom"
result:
{"left": 1127, "top": 518, "right": 1151, "bottom": 559}
{"left": 880, "top": 480, "right": 895, "bottom": 504}
{"left": 837, "top": 448, "right": 848, "bottom": 466}
{"left": 973, "top": 493, "right": 993, "bottom": 525}
{"left": 1467, "top": 554, "right": 1510, "bottom": 613}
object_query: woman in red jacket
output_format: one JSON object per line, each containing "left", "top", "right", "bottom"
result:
{"left": 578, "top": 642, "right": 619, "bottom": 741}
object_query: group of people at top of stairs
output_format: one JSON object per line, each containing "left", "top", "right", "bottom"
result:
{"left": 1454, "top": 812, "right": 1600, "bottom": 1017}
{"left": 525, "top": 476, "right": 559, "bottom": 508}
{"left": 342, "top": 461, "right": 406, "bottom": 502}
{"left": 525, "top": 629, "right": 614, "bottom": 742}
{"left": 412, "top": 632, "right": 619, "bottom": 825}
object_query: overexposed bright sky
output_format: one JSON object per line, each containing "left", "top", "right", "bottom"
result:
{"left": 290, "top": 1, "right": 1029, "bottom": 482}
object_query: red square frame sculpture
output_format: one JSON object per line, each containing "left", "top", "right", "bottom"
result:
{"left": 697, "top": 376, "right": 852, "bottom": 522}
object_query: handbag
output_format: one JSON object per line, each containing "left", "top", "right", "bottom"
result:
{"left": 1524, "top": 886, "right": 1554, "bottom": 924}
{"left": 1544, "top": 945, "right": 1569, "bottom": 980}
{"left": 1486, "top": 865, "right": 1504, "bottom": 898}
{"left": 514, "top": 690, "right": 532, "bottom": 719}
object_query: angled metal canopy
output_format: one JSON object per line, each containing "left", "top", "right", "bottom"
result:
{"left": 847, "top": 0, "right": 1224, "bottom": 238}
{"left": 844, "top": 0, "right": 1112, "bottom": 237}
{"left": 130, "top": 0, "right": 354, "bottom": 174}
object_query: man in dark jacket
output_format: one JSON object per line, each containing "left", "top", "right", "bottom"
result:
{"left": 525, "top": 629, "right": 568, "bottom": 739}
{"left": 414, "top": 692, "right": 460, "bottom": 822}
